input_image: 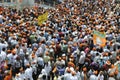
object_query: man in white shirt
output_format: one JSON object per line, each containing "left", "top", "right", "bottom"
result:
{"left": 29, "top": 53, "right": 38, "bottom": 79}
{"left": 0, "top": 48, "right": 6, "bottom": 61}
{"left": 108, "top": 72, "right": 116, "bottom": 80}
{"left": 18, "top": 68, "right": 26, "bottom": 80}
{"left": 98, "top": 71, "right": 104, "bottom": 80}
{"left": 0, "top": 40, "right": 8, "bottom": 52}
{"left": 89, "top": 71, "right": 98, "bottom": 80}
{"left": 69, "top": 71, "right": 79, "bottom": 80}
{"left": 44, "top": 62, "right": 51, "bottom": 80}
{"left": 90, "top": 47, "right": 97, "bottom": 61}
{"left": 78, "top": 51, "right": 86, "bottom": 70}
{"left": 60, "top": 68, "right": 71, "bottom": 80}
{"left": 0, "top": 53, "right": 3, "bottom": 64}
{"left": 36, "top": 46, "right": 43, "bottom": 56}
{"left": 24, "top": 64, "right": 33, "bottom": 80}
{"left": 15, "top": 73, "right": 22, "bottom": 80}
{"left": 38, "top": 69, "right": 47, "bottom": 80}
{"left": 37, "top": 54, "right": 44, "bottom": 73}
{"left": 6, "top": 51, "right": 13, "bottom": 70}
{"left": 0, "top": 14, "right": 5, "bottom": 24}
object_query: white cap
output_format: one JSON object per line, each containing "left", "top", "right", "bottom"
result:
{"left": 62, "top": 54, "right": 66, "bottom": 56}
{"left": 81, "top": 51, "right": 85, "bottom": 55}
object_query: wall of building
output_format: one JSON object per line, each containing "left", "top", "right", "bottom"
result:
{"left": 0, "top": 0, "right": 15, "bottom": 3}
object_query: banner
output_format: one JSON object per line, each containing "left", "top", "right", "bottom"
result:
{"left": 93, "top": 30, "right": 106, "bottom": 47}
{"left": 38, "top": 12, "right": 48, "bottom": 25}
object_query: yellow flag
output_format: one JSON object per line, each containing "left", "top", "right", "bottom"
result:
{"left": 38, "top": 12, "right": 48, "bottom": 25}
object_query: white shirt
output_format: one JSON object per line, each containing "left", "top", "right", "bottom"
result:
{"left": 79, "top": 54, "right": 85, "bottom": 64}
{"left": 0, "top": 54, "right": 3, "bottom": 63}
{"left": 94, "top": 55, "right": 100, "bottom": 62}
{"left": 12, "top": 54, "right": 18, "bottom": 65}
{"left": 36, "top": 47, "right": 43, "bottom": 56}
{"left": 24, "top": 59, "right": 30, "bottom": 67}
{"left": 19, "top": 49, "right": 24, "bottom": 55}
{"left": 7, "top": 53, "right": 13, "bottom": 64}
{"left": 89, "top": 74, "right": 98, "bottom": 80}
{"left": 0, "top": 42, "right": 8, "bottom": 52}
{"left": 37, "top": 57, "right": 44, "bottom": 66}
{"left": 0, "top": 51, "right": 6, "bottom": 60}
{"left": 76, "top": 71, "right": 81, "bottom": 80}
{"left": 10, "top": 39, "right": 18, "bottom": 46}
{"left": 25, "top": 67, "right": 33, "bottom": 80}
{"left": 69, "top": 75, "right": 79, "bottom": 80}
{"left": 65, "top": 67, "right": 74, "bottom": 73}
{"left": 15, "top": 76, "right": 22, "bottom": 80}
{"left": 81, "top": 71, "right": 87, "bottom": 80}
{"left": 108, "top": 77, "right": 115, "bottom": 80}
{"left": 38, "top": 69, "right": 47, "bottom": 80}
{"left": 98, "top": 74, "right": 104, "bottom": 80}
{"left": 60, "top": 73, "right": 71, "bottom": 80}
{"left": 19, "top": 72, "right": 26, "bottom": 80}
{"left": 90, "top": 50, "right": 97, "bottom": 58}
{"left": 44, "top": 63, "right": 51, "bottom": 75}
{"left": 0, "top": 15, "right": 3, "bottom": 23}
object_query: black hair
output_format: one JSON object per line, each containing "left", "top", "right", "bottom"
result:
{"left": 2, "top": 48, "right": 6, "bottom": 51}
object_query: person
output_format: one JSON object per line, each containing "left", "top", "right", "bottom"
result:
{"left": 43, "top": 51, "right": 50, "bottom": 64}
{"left": 4, "top": 69, "right": 12, "bottom": 80}
{"left": 14, "top": 74, "right": 22, "bottom": 80}
{"left": 59, "top": 68, "right": 72, "bottom": 80}
{"left": 0, "top": 40, "right": 8, "bottom": 52}
{"left": 38, "top": 69, "right": 47, "bottom": 80}
{"left": 18, "top": 67, "right": 26, "bottom": 80}
{"left": 81, "top": 67, "right": 88, "bottom": 80}
{"left": 0, "top": 48, "right": 6, "bottom": 61}
{"left": 0, "top": 11, "right": 6, "bottom": 24}
{"left": 44, "top": 62, "right": 51, "bottom": 80}
{"left": 78, "top": 51, "right": 86, "bottom": 70}
{"left": 24, "top": 64, "right": 33, "bottom": 80}
{"left": 0, "top": 69, "right": 3, "bottom": 80}
{"left": 14, "top": 56, "right": 22, "bottom": 75}
{"left": 98, "top": 71, "right": 104, "bottom": 80}
{"left": 69, "top": 71, "right": 78, "bottom": 80}
{"left": 37, "top": 54, "right": 44, "bottom": 75}
{"left": 89, "top": 70, "right": 98, "bottom": 80}
{"left": 108, "top": 72, "right": 116, "bottom": 80}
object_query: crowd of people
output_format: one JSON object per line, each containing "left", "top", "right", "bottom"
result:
{"left": 0, "top": 0, "right": 120, "bottom": 80}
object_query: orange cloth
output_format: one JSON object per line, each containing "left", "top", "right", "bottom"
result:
{"left": 4, "top": 70, "right": 12, "bottom": 80}
{"left": 68, "top": 62, "right": 75, "bottom": 68}
{"left": 4, "top": 75, "right": 11, "bottom": 80}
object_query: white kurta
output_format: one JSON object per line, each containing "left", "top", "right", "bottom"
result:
{"left": 89, "top": 74, "right": 98, "bottom": 80}
{"left": 25, "top": 67, "right": 33, "bottom": 80}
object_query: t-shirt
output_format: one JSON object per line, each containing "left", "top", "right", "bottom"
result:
{"left": 0, "top": 15, "right": 3, "bottom": 23}
{"left": 43, "top": 56, "right": 50, "bottom": 63}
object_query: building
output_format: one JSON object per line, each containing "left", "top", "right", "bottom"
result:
{"left": 0, "top": 0, "right": 16, "bottom": 3}
{"left": 0, "top": 0, "right": 35, "bottom": 10}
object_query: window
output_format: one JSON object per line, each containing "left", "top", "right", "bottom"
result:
{"left": 4, "top": 0, "right": 11, "bottom": 2}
